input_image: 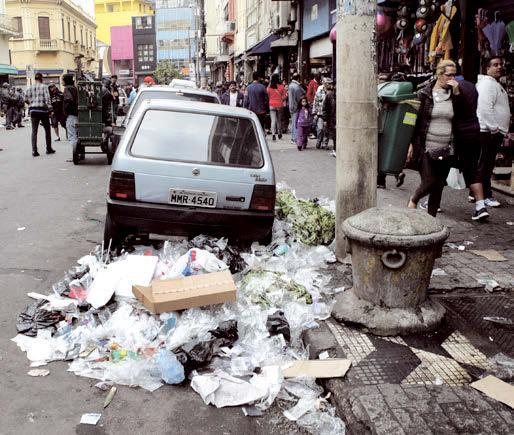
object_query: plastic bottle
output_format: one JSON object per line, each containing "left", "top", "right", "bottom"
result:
{"left": 155, "top": 348, "right": 185, "bottom": 384}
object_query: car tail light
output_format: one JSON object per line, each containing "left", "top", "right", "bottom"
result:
{"left": 109, "top": 171, "right": 135, "bottom": 201}
{"left": 250, "top": 184, "right": 276, "bottom": 211}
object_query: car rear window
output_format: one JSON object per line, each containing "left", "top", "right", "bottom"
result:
{"left": 129, "top": 91, "right": 218, "bottom": 119}
{"left": 130, "top": 109, "right": 264, "bottom": 168}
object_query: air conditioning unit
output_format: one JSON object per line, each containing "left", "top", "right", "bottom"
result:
{"left": 273, "top": 2, "right": 290, "bottom": 29}
{"left": 225, "top": 21, "right": 235, "bottom": 32}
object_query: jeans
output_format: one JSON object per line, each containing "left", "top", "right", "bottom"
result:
{"left": 411, "top": 153, "right": 451, "bottom": 217}
{"left": 315, "top": 116, "right": 328, "bottom": 147}
{"left": 30, "top": 110, "right": 52, "bottom": 152}
{"left": 291, "top": 111, "right": 298, "bottom": 141}
{"left": 269, "top": 107, "right": 283, "bottom": 135}
{"left": 66, "top": 115, "right": 78, "bottom": 148}
{"left": 477, "top": 132, "right": 504, "bottom": 199}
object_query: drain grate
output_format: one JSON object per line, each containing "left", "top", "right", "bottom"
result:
{"left": 437, "top": 295, "right": 514, "bottom": 357}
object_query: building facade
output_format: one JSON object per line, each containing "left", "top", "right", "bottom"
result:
{"left": 6, "top": 0, "right": 97, "bottom": 85}
{"left": 132, "top": 14, "right": 156, "bottom": 84}
{"left": 110, "top": 25, "right": 133, "bottom": 84}
{"left": 95, "top": 0, "right": 154, "bottom": 45}
{"left": 0, "top": 0, "right": 18, "bottom": 82}
{"left": 155, "top": 0, "right": 197, "bottom": 77}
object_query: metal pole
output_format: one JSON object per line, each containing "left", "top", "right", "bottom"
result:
{"left": 334, "top": 0, "right": 377, "bottom": 261}
{"left": 199, "top": 0, "right": 207, "bottom": 88}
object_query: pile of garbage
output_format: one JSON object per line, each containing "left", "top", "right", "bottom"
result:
{"left": 12, "top": 197, "right": 346, "bottom": 434}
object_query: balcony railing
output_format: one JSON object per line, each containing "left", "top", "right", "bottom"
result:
{"left": 38, "top": 39, "right": 58, "bottom": 50}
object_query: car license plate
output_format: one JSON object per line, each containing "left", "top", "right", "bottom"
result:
{"left": 169, "top": 189, "right": 217, "bottom": 208}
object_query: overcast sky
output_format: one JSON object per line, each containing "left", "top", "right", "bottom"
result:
{"left": 72, "top": 0, "right": 95, "bottom": 18}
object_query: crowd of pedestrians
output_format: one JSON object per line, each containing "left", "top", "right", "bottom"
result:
{"left": 214, "top": 72, "right": 337, "bottom": 155}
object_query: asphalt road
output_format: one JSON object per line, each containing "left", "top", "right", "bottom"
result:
{"left": 0, "top": 123, "right": 338, "bottom": 435}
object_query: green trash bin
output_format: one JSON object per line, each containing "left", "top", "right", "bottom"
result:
{"left": 378, "top": 82, "right": 419, "bottom": 175}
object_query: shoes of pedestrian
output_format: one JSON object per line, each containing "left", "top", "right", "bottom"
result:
{"left": 6, "top": 126, "right": 14, "bottom": 130}
{"left": 272, "top": 135, "right": 276, "bottom": 141}
{"left": 278, "top": 134, "right": 282, "bottom": 139}
{"left": 46, "top": 148, "right": 56, "bottom": 154}
{"left": 395, "top": 172, "right": 405, "bottom": 187}
{"left": 32, "top": 151, "right": 40, "bottom": 157}
{"left": 419, "top": 200, "right": 442, "bottom": 212}
{"left": 377, "top": 183, "right": 386, "bottom": 189}
{"left": 297, "top": 146, "right": 302, "bottom": 151}
{"left": 467, "top": 195, "right": 476, "bottom": 203}
{"left": 472, "top": 208, "right": 489, "bottom": 221}
{"left": 17, "top": 124, "right": 24, "bottom": 128}
{"left": 302, "top": 145, "right": 306, "bottom": 150}
{"left": 309, "top": 134, "right": 316, "bottom": 139}
{"left": 331, "top": 150, "right": 336, "bottom": 158}
{"left": 55, "top": 138, "right": 61, "bottom": 141}
{"left": 484, "top": 197, "right": 500, "bottom": 207}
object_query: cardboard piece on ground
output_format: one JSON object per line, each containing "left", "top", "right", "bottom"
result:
{"left": 469, "top": 250, "right": 507, "bottom": 262}
{"left": 280, "top": 359, "right": 352, "bottom": 378}
{"left": 470, "top": 375, "right": 514, "bottom": 409}
{"left": 132, "top": 270, "right": 236, "bottom": 314}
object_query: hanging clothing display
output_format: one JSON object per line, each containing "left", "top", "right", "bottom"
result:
{"left": 505, "top": 20, "right": 514, "bottom": 51}
{"left": 429, "top": 1, "right": 458, "bottom": 63}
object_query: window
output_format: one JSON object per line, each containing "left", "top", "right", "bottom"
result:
{"left": 137, "top": 43, "right": 154, "bottom": 62}
{"left": 73, "top": 23, "right": 76, "bottom": 42}
{"left": 67, "top": 21, "right": 71, "bottom": 41}
{"left": 13, "top": 17, "right": 22, "bottom": 35}
{"left": 131, "top": 110, "right": 263, "bottom": 168}
{"left": 61, "top": 17, "right": 65, "bottom": 40}
{"left": 135, "top": 16, "right": 152, "bottom": 30}
{"left": 80, "top": 28, "right": 83, "bottom": 45}
{"left": 38, "top": 17, "right": 50, "bottom": 40}
{"left": 107, "top": 4, "right": 113, "bottom": 12}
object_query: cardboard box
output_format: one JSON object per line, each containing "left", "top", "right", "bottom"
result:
{"left": 132, "top": 270, "right": 237, "bottom": 314}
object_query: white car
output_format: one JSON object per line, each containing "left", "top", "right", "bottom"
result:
{"left": 105, "top": 100, "right": 276, "bottom": 248}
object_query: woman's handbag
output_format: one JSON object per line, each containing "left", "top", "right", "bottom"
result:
{"left": 427, "top": 137, "right": 455, "bottom": 161}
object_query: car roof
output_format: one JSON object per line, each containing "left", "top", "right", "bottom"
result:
{"left": 137, "top": 85, "right": 216, "bottom": 98}
{"left": 135, "top": 99, "right": 256, "bottom": 118}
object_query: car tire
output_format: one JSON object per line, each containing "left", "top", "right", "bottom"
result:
{"left": 104, "top": 213, "right": 126, "bottom": 251}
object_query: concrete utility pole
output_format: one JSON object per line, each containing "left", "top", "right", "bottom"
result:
{"left": 199, "top": 0, "right": 207, "bottom": 88}
{"left": 335, "top": 0, "right": 378, "bottom": 261}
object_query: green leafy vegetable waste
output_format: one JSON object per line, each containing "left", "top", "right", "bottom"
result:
{"left": 275, "top": 189, "right": 335, "bottom": 246}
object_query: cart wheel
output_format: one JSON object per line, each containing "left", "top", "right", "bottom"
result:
{"left": 72, "top": 141, "right": 80, "bottom": 165}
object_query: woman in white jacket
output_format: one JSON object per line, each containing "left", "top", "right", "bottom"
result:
{"left": 475, "top": 57, "right": 511, "bottom": 207}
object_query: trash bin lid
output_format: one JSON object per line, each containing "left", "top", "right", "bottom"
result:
{"left": 342, "top": 207, "right": 449, "bottom": 248}
{"left": 378, "top": 81, "right": 416, "bottom": 103}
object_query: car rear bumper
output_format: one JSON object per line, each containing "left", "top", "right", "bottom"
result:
{"left": 107, "top": 198, "right": 274, "bottom": 241}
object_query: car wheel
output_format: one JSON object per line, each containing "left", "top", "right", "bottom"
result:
{"left": 104, "top": 213, "right": 126, "bottom": 251}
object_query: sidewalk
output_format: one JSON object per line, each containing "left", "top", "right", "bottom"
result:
{"left": 277, "top": 138, "right": 514, "bottom": 433}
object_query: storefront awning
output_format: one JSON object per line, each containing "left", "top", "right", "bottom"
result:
{"left": 0, "top": 64, "right": 18, "bottom": 75}
{"left": 271, "top": 31, "right": 298, "bottom": 49}
{"left": 214, "top": 55, "right": 230, "bottom": 63}
{"left": 309, "top": 37, "right": 333, "bottom": 59}
{"left": 247, "top": 34, "right": 280, "bottom": 55}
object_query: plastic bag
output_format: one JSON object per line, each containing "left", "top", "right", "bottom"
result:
{"left": 446, "top": 168, "right": 466, "bottom": 190}
{"left": 155, "top": 348, "right": 185, "bottom": 384}
{"left": 267, "top": 311, "right": 291, "bottom": 343}
{"left": 167, "top": 248, "right": 228, "bottom": 278}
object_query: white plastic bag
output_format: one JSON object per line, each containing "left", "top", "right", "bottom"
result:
{"left": 446, "top": 168, "right": 466, "bottom": 190}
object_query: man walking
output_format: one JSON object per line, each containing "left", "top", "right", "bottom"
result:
{"left": 221, "top": 81, "right": 244, "bottom": 107}
{"left": 63, "top": 74, "right": 78, "bottom": 155}
{"left": 110, "top": 75, "right": 120, "bottom": 123}
{"left": 25, "top": 72, "right": 55, "bottom": 156}
{"left": 288, "top": 73, "right": 305, "bottom": 143}
{"left": 245, "top": 72, "right": 269, "bottom": 129}
{"left": 476, "top": 57, "right": 511, "bottom": 207}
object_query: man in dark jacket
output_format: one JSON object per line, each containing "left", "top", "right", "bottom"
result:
{"left": 49, "top": 83, "right": 65, "bottom": 140}
{"left": 244, "top": 72, "right": 269, "bottom": 129}
{"left": 101, "top": 78, "right": 114, "bottom": 126}
{"left": 221, "top": 81, "right": 244, "bottom": 107}
{"left": 63, "top": 74, "right": 78, "bottom": 151}
{"left": 322, "top": 83, "right": 336, "bottom": 154}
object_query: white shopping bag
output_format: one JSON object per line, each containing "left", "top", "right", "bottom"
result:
{"left": 446, "top": 168, "right": 466, "bottom": 190}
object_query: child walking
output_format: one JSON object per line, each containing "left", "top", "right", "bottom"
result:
{"left": 295, "top": 97, "right": 311, "bottom": 151}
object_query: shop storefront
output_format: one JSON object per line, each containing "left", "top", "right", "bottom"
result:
{"left": 377, "top": 0, "right": 514, "bottom": 194}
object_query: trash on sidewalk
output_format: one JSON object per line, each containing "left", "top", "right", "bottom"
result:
{"left": 470, "top": 375, "right": 514, "bottom": 409}
{"left": 16, "top": 300, "right": 63, "bottom": 336}
{"left": 485, "top": 353, "right": 514, "bottom": 381}
{"left": 476, "top": 273, "right": 500, "bottom": 292}
{"left": 103, "top": 386, "right": 117, "bottom": 408}
{"left": 80, "top": 413, "right": 102, "bottom": 425}
{"left": 470, "top": 250, "right": 507, "bottom": 262}
{"left": 431, "top": 268, "right": 448, "bottom": 277}
{"left": 483, "top": 316, "right": 513, "bottom": 328}
{"left": 27, "top": 369, "right": 50, "bottom": 377}
{"left": 132, "top": 270, "right": 237, "bottom": 314}
{"left": 280, "top": 359, "right": 352, "bottom": 378}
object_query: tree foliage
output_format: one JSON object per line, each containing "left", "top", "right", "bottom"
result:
{"left": 155, "top": 60, "right": 181, "bottom": 84}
